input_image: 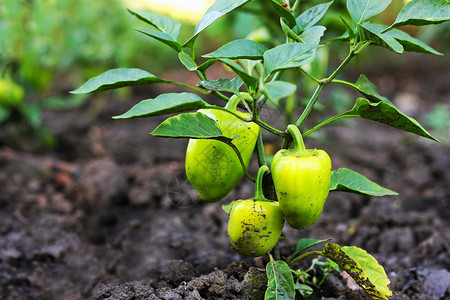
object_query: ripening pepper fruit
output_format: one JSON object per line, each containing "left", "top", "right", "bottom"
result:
{"left": 271, "top": 124, "right": 331, "bottom": 230}
{"left": 185, "top": 93, "right": 260, "bottom": 202}
{"left": 227, "top": 165, "right": 284, "bottom": 257}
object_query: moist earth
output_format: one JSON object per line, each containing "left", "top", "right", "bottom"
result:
{"left": 0, "top": 55, "right": 448, "bottom": 299}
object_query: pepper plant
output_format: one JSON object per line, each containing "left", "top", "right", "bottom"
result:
{"left": 72, "top": 0, "right": 449, "bottom": 298}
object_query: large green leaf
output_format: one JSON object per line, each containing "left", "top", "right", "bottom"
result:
{"left": 128, "top": 9, "right": 181, "bottom": 40}
{"left": 185, "top": 0, "right": 251, "bottom": 46}
{"left": 360, "top": 23, "right": 404, "bottom": 54}
{"left": 391, "top": 0, "right": 450, "bottom": 28}
{"left": 341, "top": 98, "right": 438, "bottom": 141}
{"left": 113, "top": 93, "right": 209, "bottom": 119}
{"left": 342, "top": 246, "right": 392, "bottom": 299}
{"left": 347, "top": 0, "right": 391, "bottom": 24}
{"left": 203, "top": 39, "right": 267, "bottom": 59}
{"left": 264, "top": 43, "right": 319, "bottom": 77}
{"left": 151, "top": 112, "right": 225, "bottom": 139}
{"left": 218, "top": 58, "right": 258, "bottom": 92}
{"left": 265, "top": 258, "right": 295, "bottom": 300}
{"left": 365, "top": 24, "right": 442, "bottom": 55}
{"left": 295, "top": 1, "right": 333, "bottom": 31}
{"left": 322, "top": 243, "right": 392, "bottom": 299}
{"left": 135, "top": 28, "right": 183, "bottom": 52}
{"left": 330, "top": 168, "right": 398, "bottom": 196}
{"left": 197, "top": 78, "right": 243, "bottom": 94}
{"left": 71, "top": 68, "right": 168, "bottom": 94}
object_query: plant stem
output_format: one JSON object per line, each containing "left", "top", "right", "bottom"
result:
{"left": 254, "top": 165, "right": 270, "bottom": 200}
{"left": 295, "top": 41, "right": 366, "bottom": 129}
{"left": 295, "top": 84, "right": 324, "bottom": 127}
{"left": 286, "top": 124, "right": 306, "bottom": 153}
{"left": 292, "top": 0, "right": 301, "bottom": 12}
{"left": 167, "top": 81, "right": 212, "bottom": 95}
{"left": 256, "top": 118, "right": 288, "bottom": 137}
{"left": 299, "top": 68, "right": 321, "bottom": 84}
{"left": 256, "top": 131, "right": 267, "bottom": 166}
{"left": 289, "top": 251, "right": 322, "bottom": 267}
{"left": 302, "top": 115, "right": 354, "bottom": 137}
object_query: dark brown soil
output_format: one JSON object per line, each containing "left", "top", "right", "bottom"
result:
{"left": 0, "top": 54, "right": 448, "bottom": 299}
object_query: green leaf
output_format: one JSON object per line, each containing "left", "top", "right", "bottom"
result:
{"left": 360, "top": 23, "right": 404, "bottom": 54}
{"left": 342, "top": 98, "right": 438, "bottom": 141}
{"left": 71, "top": 68, "right": 168, "bottom": 94}
{"left": 347, "top": 0, "right": 392, "bottom": 24}
{"left": 364, "top": 24, "right": 442, "bottom": 55}
{"left": 203, "top": 39, "right": 267, "bottom": 59}
{"left": 264, "top": 43, "right": 319, "bottom": 77}
{"left": 294, "top": 284, "right": 314, "bottom": 297}
{"left": 322, "top": 243, "right": 392, "bottom": 299}
{"left": 113, "top": 93, "right": 209, "bottom": 119}
{"left": 337, "top": 74, "right": 393, "bottom": 105}
{"left": 391, "top": 0, "right": 450, "bottom": 28}
{"left": 151, "top": 112, "right": 226, "bottom": 139}
{"left": 299, "top": 26, "right": 326, "bottom": 44}
{"left": 178, "top": 52, "right": 198, "bottom": 71}
{"left": 265, "top": 258, "right": 295, "bottom": 300}
{"left": 281, "top": 18, "right": 304, "bottom": 42}
{"left": 135, "top": 28, "right": 183, "bottom": 52}
{"left": 263, "top": 81, "right": 297, "bottom": 107}
{"left": 387, "top": 28, "right": 443, "bottom": 55}
{"left": 296, "top": 238, "right": 331, "bottom": 253}
{"left": 269, "top": 0, "right": 296, "bottom": 27}
{"left": 128, "top": 9, "right": 181, "bottom": 40}
{"left": 295, "top": 1, "right": 333, "bottom": 31}
{"left": 185, "top": 0, "right": 251, "bottom": 47}
{"left": 197, "top": 78, "right": 243, "bottom": 94}
{"left": 218, "top": 58, "right": 258, "bottom": 92}
{"left": 330, "top": 168, "right": 398, "bottom": 196}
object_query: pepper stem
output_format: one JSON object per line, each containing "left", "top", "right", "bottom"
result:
{"left": 286, "top": 124, "right": 307, "bottom": 154}
{"left": 225, "top": 92, "right": 253, "bottom": 111}
{"left": 254, "top": 165, "right": 270, "bottom": 201}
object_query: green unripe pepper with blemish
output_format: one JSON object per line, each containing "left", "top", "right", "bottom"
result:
{"left": 271, "top": 124, "right": 331, "bottom": 230}
{"left": 185, "top": 93, "right": 260, "bottom": 202}
{"left": 227, "top": 166, "right": 285, "bottom": 257}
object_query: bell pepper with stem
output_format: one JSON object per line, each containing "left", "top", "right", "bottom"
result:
{"left": 271, "top": 124, "right": 331, "bottom": 230}
{"left": 227, "top": 165, "right": 285, "bottom": 257}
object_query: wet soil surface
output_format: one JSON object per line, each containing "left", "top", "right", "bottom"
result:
{"left": 0, "top": 56, "right": 449, "bottom": 299}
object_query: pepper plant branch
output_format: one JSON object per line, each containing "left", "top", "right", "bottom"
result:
{"left": 295, "top": 84, "right": 324, "bottom": 128}
{"left": 256, "top": 131, "right": 267, "bottom": 167}
{"left": 291, "top": 0, "right": 301, "bottom": 13}
{"left": 295, "top": 41, "right": 368, "bottom": 129}
{"left": 254, "top": 165, "right": 270, "bottom": 200}
{"left": 166, "top": 80, "right": 213, "bottom": 95}
{"left": 299, "top": 68, "right": 321, "bottom": 84}
{"left": 302, "top": 114, "right": 356, "bottom": 137}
